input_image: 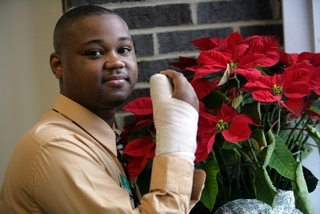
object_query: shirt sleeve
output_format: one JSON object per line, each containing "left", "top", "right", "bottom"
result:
{"left": 138, "top": 156, "right": 206, "bottom": 214}
{"left": 33, "top": 140, "right": 205, "bottom": 214}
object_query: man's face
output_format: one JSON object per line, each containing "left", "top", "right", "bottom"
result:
{"left": 58, "top": 14, "right": 138, "bottom": 112}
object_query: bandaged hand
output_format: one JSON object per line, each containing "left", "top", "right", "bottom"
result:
{"left": 150, "top": 70, "right": 199, "bottom": 165}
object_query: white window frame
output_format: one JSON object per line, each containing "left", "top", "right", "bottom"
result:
{"left": 282, "top": 0, "right": 320, "bottom": 212}
{"left": 282, "top": 0, "right": 320, "bottom": 53}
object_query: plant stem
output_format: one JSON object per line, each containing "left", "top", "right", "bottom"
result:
{"left": 275, "top": 103, "right": 281, "bottom": 135}
{"left": 287, "top": 113, "right": 307, "bottom": 151}
{"left": 232, "top": 148, "right": 241, "bottom": 199}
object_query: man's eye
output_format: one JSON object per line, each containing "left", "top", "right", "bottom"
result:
{"left": 118, "top": 47, "right": 131, "bottom": 54}
{"left": 87, "top": 50, "right": 103, "bottom": 57}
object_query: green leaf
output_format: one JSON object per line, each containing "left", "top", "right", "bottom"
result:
{"left": 292, "top": 163, "right": 314, "bottom": 214}
{"left": 250, "top": 128, "right": 267, "bottom": 151}
{"left": 309, "top": 98, "right": 320, "bottom": 115}
{"left": 259, "top": 138, "right": 275, "bottom": 168}
{"left": 202, "top": 90, "right": 228, "bottom": 109}
{"left": 127, "top": 127, "right": 153, "bottom": 142}
{"left": 266, "top": 130, "right": 276, "bottom": 146}
{"left": 268, "top": 134, "right": 297, "bottom": 181}
{"left": 278, "top": 129, "right": 292, "bottom": 140}
{"left": 305, "top": 124, "right": 320, "bottom": 154}
{"left": 240, "top": 101, "right": 261, "bottom": 124}
{"left": 241, "top": 91, "right": 256, "bottom": 105}
{"left": 196, "top": 160, "right": 220, "bottom": 211}
{"left": 301, "top": 144, "right": 313, "bottom": 160}
{"left": 254, "top": 167, "right": 278, "bottom": 207}
{"left": 221, "top": 141, "right": 241, "bottom": 150}
{"left": 231, "top": 94, "right": 243, "bottom": 109}
{"left": 218, "top": 64, "right": 231, "bottom": 86}
{"left": 255, "top": 66, "right": 270, "bottom": 75}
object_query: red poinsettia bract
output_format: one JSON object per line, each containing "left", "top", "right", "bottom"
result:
{"left": 186, "top": 31, "right": 280, "bottom": 81}
{"left": 123, "top": 136, "right": 155, "bottom": 180}
{"left": 243, "top": 62, "right": 312, "bottom": 116}
{"left": 212, "top": 103, "right": 258, "bottom": 143}
{"left": 121, "top": 97, "right": 155, "bottom": 179}
{"left": 195, "top": 102, "right": 259, "bottom": 163}
{"left": 194, "top": 102, "right": 216, "bottom": 163}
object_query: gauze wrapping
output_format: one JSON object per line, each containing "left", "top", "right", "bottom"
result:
{"left": 150, "top": 74, "right": 199, "bottom": 165}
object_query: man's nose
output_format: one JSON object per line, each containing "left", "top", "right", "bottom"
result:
{"left": 104, "top": 52, "right": 125, "bottom": 69}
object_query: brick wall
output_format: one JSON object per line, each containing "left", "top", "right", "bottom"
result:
{"left": 64, "top": 0, "right": 283, "bottom": 129}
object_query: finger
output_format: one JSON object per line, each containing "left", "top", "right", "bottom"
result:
{"left": 160, "top": 70, "right": 184, "bottom": 88}
{"left": 160, "top": 70, "right": 187, "bottom": 93}
{"left": 161, "top": 70, "right": 199, "bottom": 112}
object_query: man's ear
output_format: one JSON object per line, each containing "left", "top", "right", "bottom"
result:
{"left": 50, "top": 52, "right": 63, "bottom": 79}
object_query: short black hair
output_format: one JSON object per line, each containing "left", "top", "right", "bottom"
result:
{"left": 53, "top": 5, "right": 117, "bottom": 53}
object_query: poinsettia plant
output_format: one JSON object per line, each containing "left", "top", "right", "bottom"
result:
{"left": 120, "top": 31, "right": 320, "bottom": 213}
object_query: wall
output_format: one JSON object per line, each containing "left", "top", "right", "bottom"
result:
{"left": 0, "top": 0, "right": 62, "bottom": 184}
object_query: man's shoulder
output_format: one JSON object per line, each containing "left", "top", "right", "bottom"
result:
{"left": 26, "top": 109, "right": 76, "bottom": 146}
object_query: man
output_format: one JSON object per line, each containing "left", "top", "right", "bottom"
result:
{"left": 0, "top": 5, "right": 205, "bottom": 213}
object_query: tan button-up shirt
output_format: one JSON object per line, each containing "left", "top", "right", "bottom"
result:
{"left": 0, "top": 93, "right": 205, "bottom": 214}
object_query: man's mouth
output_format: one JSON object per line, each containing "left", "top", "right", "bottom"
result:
{"left": 102, "top": 74, "right": 129, "bottom": 86}
{"left": 103, "top": 74, "right": 128, "bottom": 82}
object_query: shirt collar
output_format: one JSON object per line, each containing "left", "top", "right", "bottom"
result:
{"left": 53, "top": 93, "right": 117, "bottom": 156}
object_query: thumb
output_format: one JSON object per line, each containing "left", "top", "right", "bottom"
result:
{"left": 150, "top": 74, "right": 173, "bottom": 108}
